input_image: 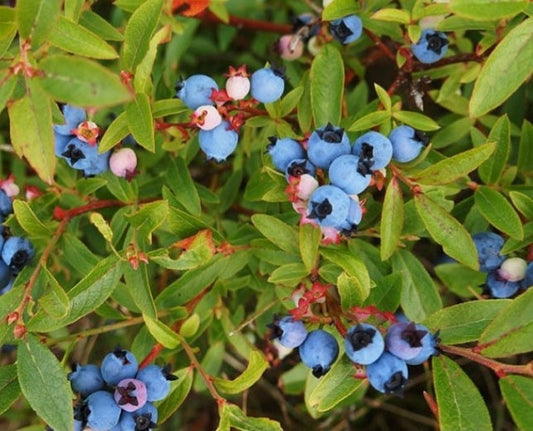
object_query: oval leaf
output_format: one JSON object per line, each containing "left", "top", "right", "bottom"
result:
{"left": 450, "top": 0, "right": 528, "bottom": 21}
{"left": 213, "top": 350, "right": 268, "bottom": 395}
{"left": 475, "top": 186, "right": 523, "bottom": 239}
{"left": 251, "top": 214, "right": 299, "bottom": 254}
{"left": 126, "top": 92, "right": 155, "bottom": 151}
{"left": 143, "top": 313, "right": 181, "bottom": 349}
{"left": 500, "top": 375, "right": 533, "bottom": 430}
{"left": 478, "top": 115, "right": 510, "bottom": 185}
{"left": 380, "top": 177, "right": 404, "bottom": 260}
{"left": 299, "top": 223, "right": 321, "bottom": 272}
{"left": 13, "top": 199, "right": 52, "bottom": 237}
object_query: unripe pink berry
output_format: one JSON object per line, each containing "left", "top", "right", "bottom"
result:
{"left": 193, "top": 105, "right": 222, "bottom": 130}
{"left": 226, "top": 76, "right": 250, "bottom": 100}
{"left": 498, "top": 257, "right": 527, "bottom": 282}
{"left": 109, "top": 148, "right": 137, "bottom": 178}
{"left": 277, "top": 35, "right": 304, "bottom": 61}
{"left": 114, "top": 378, "right": 147, "bottom": 412}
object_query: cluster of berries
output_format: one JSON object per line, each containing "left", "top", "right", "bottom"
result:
{"left": 54, "top": 105, "right": 138, "bottom": 179}
{"left": 268, "top": 124, "right": 427, "bottom": 242}
{"left": 67, "top": 348, "right": 176, "bottom": 431}
{"left": 270, "top": 315, "right": 438, "bottom": 395}
{"left": 0, "top": 183, "right": 35, "bottom": 296}
{"left": 175, "top": 64, "right": 285, "bottom": 162}
{"left": 472, "top": 232, "right": 533, "bottom": 298}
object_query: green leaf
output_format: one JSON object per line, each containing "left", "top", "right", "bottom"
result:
{"left": 126, "top": 200, "right": 169, "bottom": 242}
{"left": 179, "top": 313, "right": 200, "bottom": 338}
{"left": 17, "top": 335, "right": 74, "bottom": 431}
{"left": 89, "top": 212, "right": 114, "bottom": 243}
{"left": 152, "top": 98, "right": 188, "bottom": 118}
{"left": 280, "top": 86, "right": 304, "bottom": 117}
{"left": 509, "top": 191, "right": 533, "bottom": 220}
{"left": 371, "top": 8, "right": 410, "bottom": 24}
{"left": 322, "top": 0, "right": 358, "bottom": 20}
{"left": 348, "top": 111, "right": 390, "bottom": 131}
{"left": 13, "top": 200, "right": 52, "bottom": 237}
{"left": 218, "top": 402, "right": 282, "bottom": 431}
{"left": 297, "top": 71, "right": 313, "bottom": 133}
{"left": 337, "top": 272, "right": 369, "bottom": 309}
{"left": 48, "top": 16, "right": 118, "bottom": 59}
{"left": 412, "top": 142, "right": 495, "bottom": 185}
{"left": 121, "top": 0, "right": 163, "bottom": 72}
{"left": 423, "top": 300, "right": 509, "bottom": 344}
{"left": 213, "top": 350, "right": 268, "bottom": 394}
{"left": 320, "top": 248, "right": 371, "bottom": 293}
{"left": 374, "top": 83, "right": 392, "bottom": 112}
{"left": 143, "top": 313, "right": 180, "bottom": 349}
{"left": 156, "top": 368, "right": 193, "bottom": 424}
{"left": 38, "top": 55, "right": 132, "bottom": 108}
{"left": 99, "top": 112, "right": 130, "bottom": 152}
{"left": 8, "top": 82, "right": 55, "bottom": 184}
{"left": 268, "top": 262, "right": 308, "bottom": 286}
{"left": 39, "top": 266, "right": 70, "bottom": 319}
{"left": 380, "top": 177, "right": 404, "bottom": 260}
{"left": 308, "top": 356, "right": 368, "bottom": 412}
{"left": 433, "top": 355, "right": 493, "bottom": 431}
{"left": 167, "top": 158, "right": 201, "bottom": 216}
{"left": 392, "top": 249, "right": 442, "bottom": 321}
{"left": 251, "top": 214, "right": 299, "bottom": 254}
{"left": 28, "top": 255, "right": 121, "bottom": 332}
{"left": 475, "top": 186, "right": 523, "bottom": 239}
{"left": 310, "top": 44, "right": 344, "bottom": 127}
{"left": 449, "top": 0, "right": 528, "bottom": 20}
{"left": 500, "top": 375, "right": 533, "bottom": 430}
{"left": 126, "top": 92, "right": 155, "bottom": 151}
{"left": 79, "top": 10, "right": 124, "bottom": 41}
{"left": 392, "top": 110, "right": 440, "bottom": 131}
{"left": 364, "top": 272, "right": 402, "bottom": 312}
{"left": 415, "top": 194, "right": 479, "bottom": 270}
{"left": 478, "top": 116, "right": 510, "bottom": 184}
{"left": 517, "top": 120, "right": 533, "bottom": 174}
{"left": 0, "top": 364, "right": 20, "bottom": 415}
{"left": 478, "top": 288, "right": 533, "bottom": 357}
{"left": 124, "top": 262, "right": 157, "bottom": 318}
{"left": 434, "top": 262, "right": 486, "bottom": 298}
{"left": 470, "top": 18, "right": 533, "bottom": 117}
{"left": 299, "top": 223, "right": 321, "bottom": 272}
{"left": 16, "top": 0, "right": 61, "bottom": 47}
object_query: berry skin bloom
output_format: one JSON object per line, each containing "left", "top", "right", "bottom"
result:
{"left": 299, "top": 329, "right": 339, "bottom": 377}
{"left": 285, "top": 158, "right": 316, "bottom": 182}
{"left": 389, "top": 125, "right": 428, "bottom": 163}
{"left": 1, "top": 236, "right": 34, "bottom": 275}
{"left": 114, "top": 402, "right": 158, "bottom": 431}
{"left": 198, "top": 120, "right": 239, "bottom": 162}
{"left": 366, "top": 352, "right": 408, "bottom": 395}
{"left": 328, "top": 154, "right": 371, "bottom": 195}
{"left": 114, "top": 378, "right": 148, "bottom": 412}
{"left": 60, "top": 137, "right": 110, "bottom": 176}
{"left": 250, "top": 67, "right": 285, "bottom": 104}
{"left": 522, "top": 261, "right": 533, "bottom": 290}
{"left": 136, "top": 365, "right": 177, "bottom": 402}
{"left": 307, "top": 123, "right": 351, "bottom": 169}
{"left": 101, "top": 348, "right": 139, "bottom": 386}
{"left": 472, "top": 232, "right": 505, "bottom": 272}
{"left": 267, "top": 136, "right": 305, "bottom": 172}
{"left": 352, "top": 131, "right": 393, "bottom": 172}
{"left": 344, "top": 323, "right": 385, "bottom": 365}
{"left": 405, "top": 324, "right": 439, "bottom": 366}
{"left": 109, "top": 148, "right": 138, "bottom": 178}
{"left": 85, "top": 390, "right": 122, "bottom": 431}
{"left": 411, "top": 28, "right": 449, "bottom": 64}
{"left": 68, "top": 363, "right": 105, "bottom": 397}
{"left": 268, "top": 315, "right": 308, "bottom": 348}
{"left": 0, "top": 189, "right": 13, "bottom": 217}
{"left": 175, "top": 74, "right": 219, "bottom": 109}
{"left": 329, "top": 15, "right": 363, "bottom": 45}
{"left": 385, "top": 321, "right": 428, "bottom": 361}
{"left": 485, "top": 270, "right": 520, "bottom": 298}
{"left": 307, "top": 185, "right": 352, "bottom": 231}
{"left": 53, "top": 104, "right": 87, "bottom": 156}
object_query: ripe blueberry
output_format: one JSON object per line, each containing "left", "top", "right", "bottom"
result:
{"left": 115, "top": 402, "right": 158, "bottom": 431}
{"left": 198, "top": 121, "right": 239, "bottom": 162}
{"left": 85, "top": 391, "right": 122, "bottom": 431}
{"left": 307, "top": 123, "right": 351, "bottom": 169}
{"left": 136, "top": 364, "right": 177, "bottom": 402}
{"left": 344, "top": 323, "right": 384, "bottom": 365}
{"left": 267, "top": 137, "right": 305, "bottom": 172}
{"left": 268, "top": 315, "right": 308, "bottom": 348}
{"left": 472, "top": 232, "right": 505, "bottom": 272}
{"left": 299, "top": 329, "right": 339, "bottom": 377}
{"left": 385, "top": 321, "right": 427, "bottom": 361}
{"left": 405, "top": 324, "right": 439, "bottom": 366}
{"left": 389, "top": 125, "right": 428, "bottom": 163}
{"left": 68, "top": 363, "right": 105, "bottom": 397}
{"left": 307, "top": 185, "right": 351, "bottom": 230}
{"left": 175, "top": 74, "right": 218, "bottom": 109}
{"left": 485, "top": 270, "right": 520, "bottom": 298}
{"left": 411, "top": 29, "right": 449, "bottom": 64}
{"left": 285, "top": 158, "right": 316, "bottom": 182}
{"left": 328, "top": 154, "right": 371, "bottom": 195}
{"left": 1, "top": 236, "right": 34, "bottom": 275}
{"left": 352, "top": 131, "right": 393, "bottom": 171}
{"left": 250, "top": 66, "right": 285, "bottom": 103}
{"left": 366, "top": 352, "right": 408, "bottom": 396}
{"left": 329, "top": 15, "right": 363, "bottom": 45}
{"left": 101, "top": 348, "right": 139, "bottom": 386}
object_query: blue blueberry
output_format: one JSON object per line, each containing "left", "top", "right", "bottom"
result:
{"left": 60, "top": 137, "right": 110, "bottom": 176}
{"left": 198, "top": 121, "right": 239, "bottom": 162}
{"left": 352, "top": 131, "right": 393, "bottom": 172}
{"left": 344, "top": 323, "right": 384, "bottom": 365}
{"left": 136, "top": 365, "right": 177, "bottom": 402}
{"left": 328, "top": 154, "right": 371, "bottom": 195}
{"left": 101, "top": 348, "right": 139, "bottom": 386}
{"left": 68, "top": 364, "right": 105, "bottom": 397}
{"left": 0, "top": 259, "right": 11, "bottom": 292}
{"left": 267, "top": 137, "right": 305, "bottom": 172}
{"left": 485, "top": 271, "right": 520, "bottom": 298}
{"left": 251, "top": 67, "right": 285, "bottom": 104}
{"left": 285, "top": 158, "right": 316, "bottom": 181}
{"left": 307, "top": 123, "right": 351, "bottom": 169}
{"left": 389, "top": 125, "right": 428, "bottom": 163}
{"left": 307, "top": 185, "right": 351, "bottom": 230}
{"left": 175, "top": 74, "right": 218, "bottom": 109}
{"left": 1, "top": 236, "right": 34, "bottom": 275}
{"left": 115, "top": 402, "right": 158, "bottom": 431}
{"left": 411, "top": 29, "right": 449, "bottom": 64}
{"left": 299, "top": 329, "right": 339, "bottom": 377}
{"left": 291, "top": 13, "right": 320, "bottom": 39}
{"left": 329, "top": 15, "right": 363, "bottom": 45}
{"left": 340, "top": 198, "right": 362, "bottom": 238}
{"left": 85, "top": 391, "right": 122, "bottom": 431}
{"left": 405, "top": 324, "right": 439, "bottom": 365}
{"left": 0, "top": 190, "right": 13, "bottom": 217}
{"left": 53, "top": 105, "right": 87, "bottom": 156}
{"left": 521, "top": 262, "right": 533, "bottom": 290}
{"left": 385, "top": 321, "right": 428, "bottom": 361}
{"left": 472, "top": 232, "right": 505, "bottom": 272}
{"left": 268, "top": 315, "right": 308, "bottom": 348}
{"left": 366, "top": 352, "right": 408, "bottom": 395}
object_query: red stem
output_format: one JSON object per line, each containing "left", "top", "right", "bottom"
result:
{"left": 195, "top": 10, "right": 293, "bottom": 34}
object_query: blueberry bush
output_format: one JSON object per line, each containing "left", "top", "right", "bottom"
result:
{"left": 1, "top": 0, "right": 533, "bottom": 430}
